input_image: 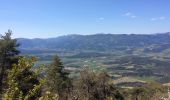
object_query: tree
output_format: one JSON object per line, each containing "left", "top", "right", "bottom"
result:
{"left": 0, "top": 30, "right": 20, "bottom": 93}
{"left": 130, "top": 82, "right": 167, "bottom": 100}
{"left": 46, "top": 55, "right": 71, "bottom": 99}
{"left": 74, "top": 67, "right": 124, "bottom": 100}
{"left": 3, "top": 57, "right": 42, "bottom": 99}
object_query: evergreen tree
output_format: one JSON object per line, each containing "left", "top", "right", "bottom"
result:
{"left": 46, "top": 55, "right": 71, "bottom": 99}
{"left": 0, "top": 30, "right": 20, "bottom": 93}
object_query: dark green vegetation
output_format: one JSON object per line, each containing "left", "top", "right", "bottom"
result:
{"left": 0, "top": 30, "right": 20, "bottom": 93}
{"left": 19, "top": 33, "right": 170, "bottom": 85}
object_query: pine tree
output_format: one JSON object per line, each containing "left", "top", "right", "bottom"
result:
{"left": 46, "top": 55, "right": 71, "bottom": 99}
{"left": 0, "top": 30, "right": 20, "bottom": 93}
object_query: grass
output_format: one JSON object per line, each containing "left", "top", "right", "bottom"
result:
{"left": 133, "top": 76, "right": 158, "bottom": 82}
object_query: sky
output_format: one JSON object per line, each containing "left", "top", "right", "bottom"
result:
{"left": 0, "top": 0, "right": 170, "bottom": 38}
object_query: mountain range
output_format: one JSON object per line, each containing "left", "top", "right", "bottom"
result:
{"left": 18, "top": 32, "right": 170, "bottom": 53}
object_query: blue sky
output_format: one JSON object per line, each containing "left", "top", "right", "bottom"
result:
{"left": 0, "top": 0, "right": 170, "bottom": 38}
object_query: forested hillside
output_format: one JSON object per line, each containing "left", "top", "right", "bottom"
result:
{"left": 18, "top": 33, "right": 170, "bottom": 52}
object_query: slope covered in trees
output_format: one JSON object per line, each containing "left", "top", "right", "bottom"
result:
{"left": 18, "top": 33, "right": 170, "bottom": 52}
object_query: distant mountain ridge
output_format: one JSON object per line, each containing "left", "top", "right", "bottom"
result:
{"left": 18, "top": 32, "right": 170, "bottom": 52}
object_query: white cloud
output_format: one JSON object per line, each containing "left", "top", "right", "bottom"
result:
{"left": 123, "top": 12, "right": 137, "bottom": 19}
{"left": 150, "top": 16, "right": 166, "bottom": 21}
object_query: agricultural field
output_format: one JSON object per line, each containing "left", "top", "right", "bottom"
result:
{"left": 19, "top": 33, "right": 170, "bottom": 88}
{"left": 21, "top": 48, "right": 170, "bottom": 88}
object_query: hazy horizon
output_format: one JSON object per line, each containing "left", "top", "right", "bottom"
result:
{"left": 13, "top": 32, "right": 170, "bottom": 39}
{"left": 0, "top": 0, "right": 170, "bottom": 38}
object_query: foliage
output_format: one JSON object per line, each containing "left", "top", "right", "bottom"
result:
{"left": 0, "top": 30, "right": 20, "bottom": 93}
{"left": 73, "top": 67, "right": 124, "bottom": 100}
{"left": 121, "top": 82, "right": 169, "bottom": 100}
{"left": 3, "top": 57, "right": 42, "bottom": 99}
{"left": 39, "top": 91, "right": 59, "bottom": 100}
{"left": 46, "top": 55, "right": 71, "bottom": 99}
{"left": 2, "top": 54, "right": 170, "bottom": 100}
{"left": 0, "top": 29, "right": 20, "bottom": 68}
